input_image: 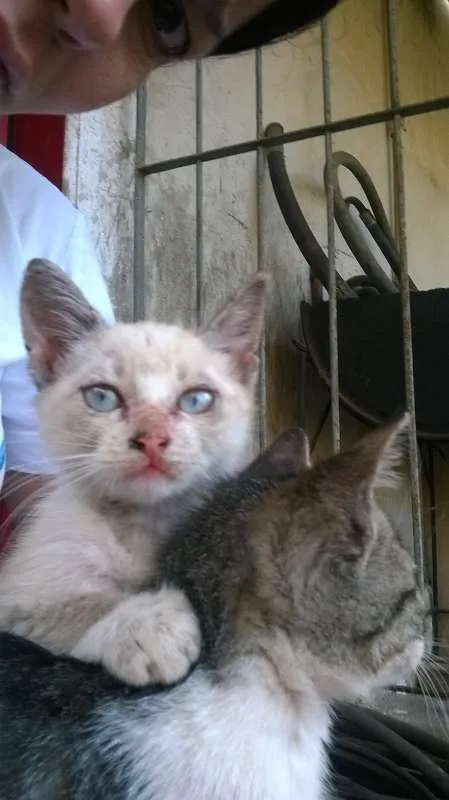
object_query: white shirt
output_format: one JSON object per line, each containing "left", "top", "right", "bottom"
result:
{"left": 0, "top": 146, "right": 114, "bottom": 492}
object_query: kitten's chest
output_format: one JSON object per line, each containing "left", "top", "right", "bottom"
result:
{"left": 99, "top": 511, "right": 168, "bottom": 590}
{"left": 38, "top": 493, "right": 166, "bottom": 592}
{"left": 112, "top": 671, "right": 330, "bottom": 800}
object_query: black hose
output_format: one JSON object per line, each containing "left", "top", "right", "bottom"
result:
{"left": 264, "top": 125, "right": 410, "bottom": 298}
{"left": 331, "top": 702, "right": 449, "bottom": 800}
{"left": 345, "top": 196, "right": 409, "bottom": 289}
{"left": 325, "top": 151, "right": 399, "bottom": 294}
{"left": 264, "top": 122, "right": 356, "bottom": 299}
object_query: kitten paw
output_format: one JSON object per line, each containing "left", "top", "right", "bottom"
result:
{"left": 72, "top": 588, "right": 201, "bottom": 687}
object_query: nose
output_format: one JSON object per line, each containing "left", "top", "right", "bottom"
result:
{"left": 129, "top": 432, "right": 171, "bottom": 457}
{"left": 55, "top": 0, "right": 134, "bottom": 49}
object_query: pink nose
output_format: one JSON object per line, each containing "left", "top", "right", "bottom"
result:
{"left": 130, "top": 433, "right": 171, "bottom": 457}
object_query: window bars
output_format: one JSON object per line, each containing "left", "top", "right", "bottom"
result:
{"left": 132, "top": 0, "right": 449, "bottom": 668}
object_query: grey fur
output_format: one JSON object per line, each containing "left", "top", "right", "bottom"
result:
{"left": 20, "top": 258, "right": 105, "bottom": 387}
{"left": 0, "top": 421, "right": 426, "bottom": 799}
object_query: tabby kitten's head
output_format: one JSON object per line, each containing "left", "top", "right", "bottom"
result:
{"left": 250, "top": 419, "right": 426, "bottom": 699}
{"left": 175, "top": 419, "right": 427, "bottom": 702}
{"left": 20, "top": 260, "right": 267, "bottom": 505}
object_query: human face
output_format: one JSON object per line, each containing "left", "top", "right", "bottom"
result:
{"left": 0, "top": 1, "right": 274, "bottom": 114}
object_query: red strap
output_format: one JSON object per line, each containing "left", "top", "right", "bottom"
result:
{"left": 0, "top": 116, "right": 8, "bottom": 146}
{"left": 0, "top": 114, "right": 65, "bottom": 555}
{"left": 9, "top": 115, "right": 65, "bottom": 189}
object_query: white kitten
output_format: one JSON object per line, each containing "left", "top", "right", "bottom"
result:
{"left": 0, "top": 259, "right": 267, "bottom": 686}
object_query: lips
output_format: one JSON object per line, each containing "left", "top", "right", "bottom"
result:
{"left": 132, "top": 456, "right": 175, "bottom": 480}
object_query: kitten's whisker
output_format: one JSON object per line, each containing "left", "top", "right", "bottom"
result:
{"left": 429, "top": 686, "right": 449, "bottom": 738}
{"left": 428, "top": 646, "right": 449, "bottom": 663}
{"left": 4, "top": 432, "right": 94, "bottom": 442}
{"left": 51, "top": 456, "right": 95, "bottom": 468}
{"left": 417, "top": 669, "right": 440, "bottom": 733}
{"left": 4, "top": 435, "right": 97, "bottom": 449}
{"left": 424, "top": 650, "right": 449, "bottom": 666}
{"left": 431, "top": 639, "right": 449, "bottom": 649}
{"left": 422, "top": 659, "right": 449, "bottom": 693}
{"left": 418, "top": 665, "right": 449, "bottom": 737}
{"left": 0, "top": 474, "right": 49, "bottom": 501}
{"left": 5, "top": 455, "right": 92, "bottom": 472}
{"left": 54, "top": 468, "right": 99, "bottom": 485}
{"left": 0, "top": 486, "right": 48, "bottom": 534}
{"left": 418, "top": 667, "right": 447, "bottom": 735}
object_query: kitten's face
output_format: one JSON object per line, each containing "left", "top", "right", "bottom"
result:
{"left": 36, "top": 323, "right": 256, "bottom": 504}
{"left": 245, "top": 419, "right": 427, "bottom": 700}
{"left": 20, "top": 260, "right": 268, "bottom": 505}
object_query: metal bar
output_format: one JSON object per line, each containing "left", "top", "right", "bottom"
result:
{"left": 321, "top": 18, "right": 340, "bottom": 453}
{"left": 255, "top": 47, "right": 267, "bottom": 452}
{"left": 386, "top": 0, "right": 425, "bottom": 587}
{"left": 138, "top": 95, "right": 449, "bottom": 176}
{"left": 195, "top": 60, "right": 203, "bottom": 327}
{"left": 427, "top": 445, "right": 439, "bottom": 643}
{"left": 255, "top": 49, "right": 267, "bottom": 452}
{"left": 133, "top": 84, "right": 148, "bottom": 321}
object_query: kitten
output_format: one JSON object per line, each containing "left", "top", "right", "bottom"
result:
{"left": 0, "top": 418, "right": 427, "bottom": 800}
{"left": 0, "top": 259, "right": 267, "bottom": 687}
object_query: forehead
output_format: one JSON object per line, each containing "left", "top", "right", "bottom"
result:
{"left": 73, "top": 322, "right": 222, "bottom": 390}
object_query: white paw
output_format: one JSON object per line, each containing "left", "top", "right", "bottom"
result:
{"left": 72, "top": 588, "right": 201, "bottom": 687}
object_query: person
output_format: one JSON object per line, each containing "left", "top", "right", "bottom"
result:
{"left": 3, "top": 6, "right": 448, "bottom": 800}
{"left": 0, "top": 1, "right": 339, "bottom": 114}
{"left": 0, "top": 145, "right": 114, "bottom": 543}
{"left": 0, "top": 0, "right": 340, "bottom": 529}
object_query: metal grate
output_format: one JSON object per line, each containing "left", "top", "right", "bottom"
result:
{"left": 132, "top": 0, "right": 449, "bottom": 680}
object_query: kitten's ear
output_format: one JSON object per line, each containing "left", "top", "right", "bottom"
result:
{"left": 20, "top": 259, "right": 104, "bottom": 388}
{"left": 199, "top": 274, "right": 269, "bottom": 383}
{"left": 321, "top": 416, "right": 408, "bottom": 563}
{"left": 346, "top": 414, "right": 409, "bottom": 496}
{"left": 241, "top": 428, "right": 310, "bottom": 481}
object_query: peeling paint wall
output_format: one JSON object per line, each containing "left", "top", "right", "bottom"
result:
{"left": 64, "top": 0, "right": 449, "bottom": 662}
{"left": 63, "top": 0, "right": 449, "bottom": 327}
{"left": 64, "top": 95, "right": 137, "bottom": 319}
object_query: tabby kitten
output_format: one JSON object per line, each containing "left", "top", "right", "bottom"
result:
{"left": 0, "top": 259, "right": 267, "bottom": 686}
{"left": 0, "top": 419, "right": 426, "bottom": 800}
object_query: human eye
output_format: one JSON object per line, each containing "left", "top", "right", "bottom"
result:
{"left": 151, "top": 0, "right": 190, "bottom": 56}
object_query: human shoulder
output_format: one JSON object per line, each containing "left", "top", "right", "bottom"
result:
{"left": 0, "top": 146, "right": 114, "bottom": 365}
{"left": 0, "top": 145, "right": 84, "bottom": 281}
{"left": 0, "top": 145, "right": 77, "bottom": 230}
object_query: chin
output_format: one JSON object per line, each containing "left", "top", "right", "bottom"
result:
{"left": 114, "top": 475, "right": 180, "bottom": 505}
{"left": 102, "top": 467, "right": 204, "bottom": 506}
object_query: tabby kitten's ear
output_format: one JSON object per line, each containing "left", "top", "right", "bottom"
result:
{"left": 199, "top": 274, "right": 269, "bottom": 383}
{"left": 323, "top": 416, "right": 409, "bottom": 561}
{"left": 242, "top": 427, "right": 310, "bottom": 481}
{"left": 345, "top": 414, "right": 409, "bottom": 497}
{"left": 328, "top": 415, "right": 409, "bottom": 567}
{"left": 20, "top": 259, "right": 104, "bottom": 388}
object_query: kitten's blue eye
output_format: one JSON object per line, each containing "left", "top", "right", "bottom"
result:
{"left": 177, "top": 388, "right": 215, "bottom": 415}
{"left": 83, "top": 385, "right": 122, "bottom": 413}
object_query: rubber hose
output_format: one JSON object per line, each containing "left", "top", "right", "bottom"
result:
{"left": 331, "top": 702, "right": 449, "bottom": 799}
{"left": 264, "top": 123, "right": 356, "bottom": 299}
{"left": 325, "top": 152, "right": 399, "bottom": 294}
